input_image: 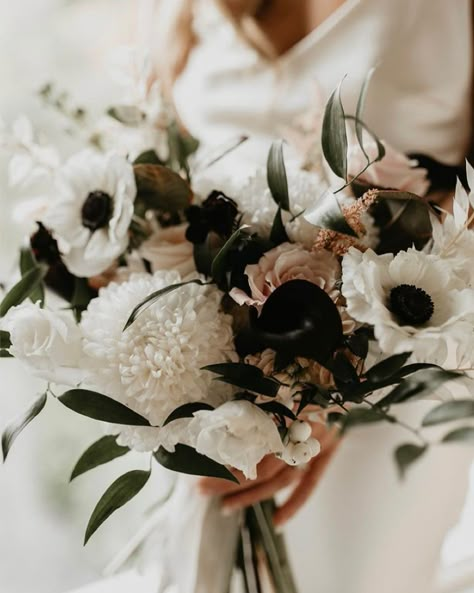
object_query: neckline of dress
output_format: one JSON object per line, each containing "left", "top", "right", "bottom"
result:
{"left": 274, "top": 0, "right": 361, "bottom": 63}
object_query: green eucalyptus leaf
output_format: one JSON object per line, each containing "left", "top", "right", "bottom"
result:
{"left": 422, "top": 400, "right": 474, "bottom": 427}
{"left": 124, "top": 278, "right": 209, "bottom": 330}
{"left": 442, "top": 426, "right": 474, "bottom": 443}
{"left": 258, "top": 401, "right": 296, "bottom": 421}
{"left": 0, "top": 330, "right": 11, "bottom": 353}
{"left": 0, "top": 265, "right": 47, "bottom": 318}
{"left": 345, "top": 329, "right": 370, "bottom": 359}
{"left": 340, "top": 407, "right": 384, "bottom": 434}
{"left": 270, "top": 207, "right": 290, "bottom": 245}
{"left": 322, "top": 80, "right": 348, "bottom": 180}
{"left": 378, "top": 369, "right": 460, "bottom": 408}
{"left": 330, "top": 352, "right": 359, "bottom": 385}
{"left": 211, "top": 227, "right": 249, "bottom": 287}
{"left": 395, "top": 443, "right": 426, "bottom": 479}
{"left": 365, "top": 352, "right": 412, "bottom": 383}
{"left": 134, "top": 164, "right": 193, "bottom": 213}
{"left": 163, "top": 402, "right": 214, "bottom": 426}
{"left": 20, "top": 247, "right": 45, "bottom": 306}
{"left": 154, "top": 444, "right": 239, "bottom": 483}
{"left": 71, "top": 277, "right": 95, "bottom": 322}
{"left": 58, "top": 389, "right": 151, "bottom": 426}
{"left": 84, "top": 469, "right": 150, "bottom": 544}
{"left": 70, "top": 436, "right": 129, "bottom": 481}
{"left": 2, "top": 392, "right": 47, "bottom": 461}
{"left": 267, "top": 141, "right": 290, "bottom": 212}
{"left": 107, "top": 105, "right": 144, "bottom": 126}
{"left": 203, "top": 363, "right": 280, "bottom": 397}
{"left": 355, "top": 68, "right": 375, "bottom": 162}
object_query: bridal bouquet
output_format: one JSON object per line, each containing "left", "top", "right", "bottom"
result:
{"left": 1, "top": 74, "right": 474, "bottom": 592}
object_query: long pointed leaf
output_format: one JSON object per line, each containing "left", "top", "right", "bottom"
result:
{"left": 58, "top": 389, "right": 151, "bottom": 426}
{"left": 322, "top": 80, "right": 348, "bottom": 180}
{"left": 0, "top": 266, "right": 47, "bottom": 318}
{"left": 70, "top": 436, "right": 129, "bottom": 481}
{"left": 422, "top": 400, "right": 474, "bottom": 427}
{"left": 267, "top": 141, "right": 290, "bottom": 211}
{"left": 84, "top": 469, "right": 150, "bottom": 544}
{"left": 2, "top": 392, "right": 47, "bottom": 461}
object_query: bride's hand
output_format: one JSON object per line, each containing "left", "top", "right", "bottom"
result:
{"left": 198, "top": 423, "right": 339, "bottom": 526}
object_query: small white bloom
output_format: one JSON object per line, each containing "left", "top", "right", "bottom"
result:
{"left": 0, "top": 302, "right": 84, "bottom": 386}
{"left": 178, "top": 400, "right": 284, "bottom": 480}
{"left": 43, "top": 150, "right": 136, "bottom": 277}
{"left": 80, "top": 271, "right": 236, "bottom": 451}
{"left": 342, "top": 247, "right": 474, "bottom": 365}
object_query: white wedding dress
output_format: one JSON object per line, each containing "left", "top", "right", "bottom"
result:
{"left": 172, "top": 2, "right": 474, "bottom": 593}
{"left": 66, "top": 1, "right": 474, "bottom": 592}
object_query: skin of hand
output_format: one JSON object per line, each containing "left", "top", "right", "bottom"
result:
{"left": 198, "top": 422, "right": 340, "bottom": 526}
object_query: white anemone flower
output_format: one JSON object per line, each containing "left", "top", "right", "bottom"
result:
{"left": 341, "top": 247, "right": 474, "bottom": 365}
{"left": 80, "top": 271, "right": 236, "bottom": 451}
{"left": 43, "top": 150, "right": 136, "bottom": 277}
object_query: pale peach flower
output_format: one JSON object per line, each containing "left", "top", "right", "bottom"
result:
{"left": 139, "top": 224, "right": 195, "bottom": 277}
{"left": 230, "top": 243, "right": 339, "bottom": 312}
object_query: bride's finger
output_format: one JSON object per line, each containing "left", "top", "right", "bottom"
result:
{"left": 273, "top": 449, "right": 333, "bottom": 527}
{"left": 221, "top": 466, "right": 299, "bottom": 512}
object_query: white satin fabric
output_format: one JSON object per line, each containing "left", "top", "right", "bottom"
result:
{"left": 174, "top": 0, "right": 472, "bottom": 171}
{"left": 170, "top": 2, "right": 474, "bottom": 593}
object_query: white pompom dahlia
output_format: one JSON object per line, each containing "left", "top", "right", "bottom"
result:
{"left": 80, "top": 271, "right": 236, "bottom": 451}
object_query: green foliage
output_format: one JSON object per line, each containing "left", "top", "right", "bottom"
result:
{"left": 71, "top": 277, "right": 95, "bottom": 322}
{"left": 2, "top": 392, "right": 47, "bottom": 461}
{"left": 203, "top": 363, "right": 281, "bottom": 398}
{"left": 19, "top": 247, "right": 45, "bottom": 306}
{"left": 163, "top": 402, "right": 214, "bottom": 426}
{"left": 154, "top": 444, "right": 238, "bottom": 483}
{"left": 211, "top": 227, "right": 249, "bottom": 288}
{"left": 422, "top": 400, "right": 474, "bottom": 427}
{"left": 378, "top": 369, "right": 460, "bottom": 408}
{"left": 58, "top": 389, "right": 151, "bottom": 426}
{"left": 133, "top": 149, "right": 163, "bottom": 166}
{"left": 322, "top": 80, "right": 348, "bottom": 180}
{"left": 267, "top": 141, "right": 290, "bottom": 212}
{"left": 0, "top": 266, "right": 47, "bottom": 318}
{"left": 123, "top": 278, "right": 209, "bottom": 330}
{"left": 70, "top": 436, "right": 129, "bottom": 481}
{"left": 0, "top": 330, "right": 12, "bottom": 357}
{"left": 365, "top": 352, "right": 412, "bottom": 383}
{"left": 84, "top": 469, "right": 151, "bottom": 544}
{"left": 442, "top": 427, "right": 474, "bottom": 443}
{"left": 339, "top": 407, "right": 385, "bottom": 434}
{"left": 394, "top": 443, "right": 427, "bottom": 478}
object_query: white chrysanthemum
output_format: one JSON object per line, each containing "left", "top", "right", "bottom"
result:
{"left": 80, "top": 271, "right": 236, "bottom": 451}
{"left": 232, "top": 167, "right": 330, "bottom": 247}
{"left": 43, "top": 150, "right": 136, "bottom": 277}
{"left": 429, "top": 178, "right": 474, "bottom": 288}
{"left": 342, "top": 247, "right": 474, "bottom": 365}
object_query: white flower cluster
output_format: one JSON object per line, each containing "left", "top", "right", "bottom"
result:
{"left": 80, "top": 271, "right": 236, "bottom": 451}
{"left": 278, "top": 420, "right": 321, "bottom": 466}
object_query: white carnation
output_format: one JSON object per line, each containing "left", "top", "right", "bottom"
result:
{"left": 342, "top": 247, "right": 474, "bottom": 365}
{"left": 43, "top": 150, "right": 136, "bottom": 277}
{"left": 0, "top": 302, "right": 84, "bottom": 386}
{"left": 80, "top": 271, "right": 236, "bottom": 451}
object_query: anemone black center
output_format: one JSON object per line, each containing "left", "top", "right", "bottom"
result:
{"left": 389, "top": 284, "right": 434, "bottom": 326}
{"left": 81, "top": 191, "right": 113, "bottom": 231}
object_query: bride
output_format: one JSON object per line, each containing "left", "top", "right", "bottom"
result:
{"left": 69, "top": 1, "right": 474, "bottom": 592}
{"left": 153, "top": 2, "right": 474, "bottom": 593}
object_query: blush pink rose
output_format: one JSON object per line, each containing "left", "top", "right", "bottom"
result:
{"left": 347, "top": 136, "right": 430, "bottom": 197}
{"left": 230, "top": 243, "right": 340, "bottom": 311}
{"left": 139, "top": 224, "right": 195, "bottom": 277}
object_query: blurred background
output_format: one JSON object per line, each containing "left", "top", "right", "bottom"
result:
{"left": 0, "top": 1, "right": 473, "bottom": 592}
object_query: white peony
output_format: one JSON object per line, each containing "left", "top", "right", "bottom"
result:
{"left": 0, "top": 302, "right": 84, "bottom": 386}
{"left": 43, "top": 150, "right": 136, "bottom": 277}
{"left": 80, "top": 271, "right": 236, "bottom": 451}
{"left": 171, "top": 400, "right": 284, "bottom": 480}
{"left": 341, "top": 247, "right": 474, "bottom": 365}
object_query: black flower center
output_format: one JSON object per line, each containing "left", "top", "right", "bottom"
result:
{"left": 389, "top": 284, "right": 434, "bottom": 326}
{"left": 81, "top": 191, "right": 113, "bottom": 231}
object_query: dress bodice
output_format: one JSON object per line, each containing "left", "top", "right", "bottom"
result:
{"left": 173, "top": 0, "right": 472, "bottom": 171}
